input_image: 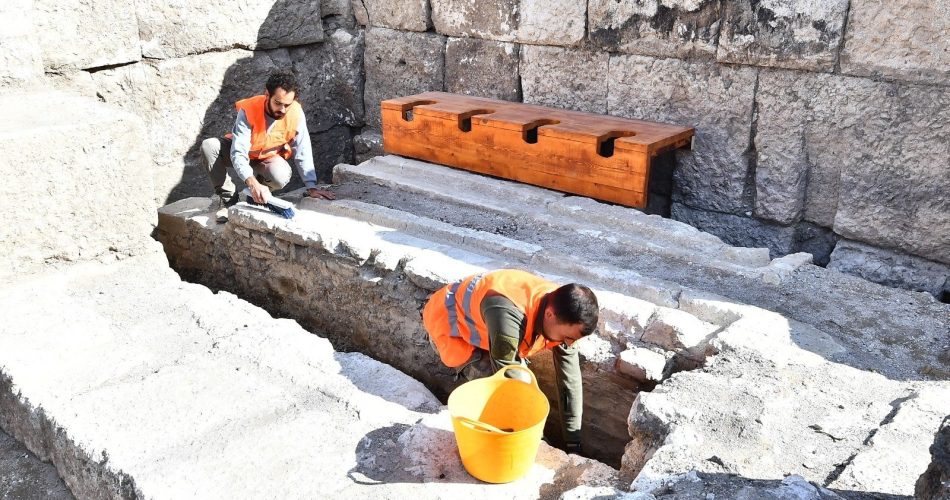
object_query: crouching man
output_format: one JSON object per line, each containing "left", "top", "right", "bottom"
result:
{"left": 422, "top": 269, "right": 598, "bottom": 453}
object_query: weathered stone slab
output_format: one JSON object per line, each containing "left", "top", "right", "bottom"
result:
{"left": 0, "top": 91, "right": 156, "bottom": 281}
{"left": 290, "top": 28, "right": 366, "bottom": 132}
{"left": 671, "top": 203, "right": 796, "bottom": 259}
{"left": 445, "top": 37, "right": 520, "bottom": 101}
{"left": 840, "top": 0, "right": 950, "bottom": 86}
{"left": 755, "top": 70, "right": 950, "bottom": 266}
{"left": 587, "top": 0, "right": 722, "bottom": 59}
{"left": 322, "top": 0, "right": 357, "bottom": 29}
{"left": 515, "top": 0, "right": 586, "bottom": 46}
{"left": 608, "top": 55, "right": 757, "bottom": 214}
{"left": 354, "top": 131, "right": 384, "bottom": 163}
{"left": 0, "top": 430, "right": 73, "bottom": 500}
{"left": 351, "top": 0, "right": 430, "bottom": 31}
{"left": 617, "top": 348, "right": 667, "bottom": 383}
{"left": 33, "top": 0, "right": 139, "bottom": 71}
{"left": 641, "top": 308, "right": 718, "bottom": 361}
{"left": 521, "top": 45, "right": 609, "bottom": 114}
{"left": 0, "top": 0, "right": 43, "bottom": 88}
{"left": 624, "top": 332, "right": 950, "bottom": 497}
{"left": 717, "top": 0, "right": 849, "bottom": 71}
{"left": 833, "top": 83, "right": 950, "bottom": 265}
{"left": 828, "top": 239, "right": 950, "bottom": 297}
{"left": 431, "top": 0, "right": 584, "bottom": 45}
{"left": 916, "top": 416, "right": 950, "bottom": 499}
{"left": 363, "top": 27, "right": 446, "bottom": 129}
{"left": 137, "top": 0, "right": 324, "bottom": 59}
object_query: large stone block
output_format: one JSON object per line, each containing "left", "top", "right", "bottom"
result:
{"left": 33, "top": 0, "right": 139, "bottom": 70}
{"left": 351, "top": 0, "right": 430, "bottom": 31}
{"left": 717, "top": 0, "right": 849, "bottom": 71}
{"left": 445, "top": 38, "right": 520, "bottom": 101}
{"left": 828, "top": 240, "right": 950, "bottom": 297}
{"left": 136, "top": 0, "right": 324, "bottom": 59}
{"left": 520, "top": 45, "right": 608, "bottom": 114}
{"left": 0, "top": 91, "right": 155, "bottom": 279}
{"left": 363, "top": 28, "right": 446, "bottom": 128}
{"left": 0, "top": 0, "right": 42, "bottom": 88}
{"left": 840, "top": 0, "right": 950, "bottom": 86}
{"left": 588, "top": 0, "right": 722, "bottom": 59}
{"left": 607, "top": 55, "right": 757, "bottom": 214}
{"left": 431, "top": 0, "right": 584, "bottom": 45}
{"left": 92, "top": 50, "right": 298, "bottom": 203}
{"left": 290, "top": 28, "right": 365, "bottom": 132}
{"left": 672, "top": 203, "right": 796, "bottom": 258}
{"left": 755, "top": 68, "right": 950, "bottom": 265}
{"left": 916, "top": 416, "right": 950, "bottom": 500}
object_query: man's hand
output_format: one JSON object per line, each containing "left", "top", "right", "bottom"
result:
{"left": 306, "top": 187, "right": 336, "bottom": 200}
{"left": 246, "top": 177, "right": 270, "bottom": 204}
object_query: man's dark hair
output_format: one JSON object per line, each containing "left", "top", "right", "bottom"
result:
{"left": 548, "top": 284, "right": 599, "bottom": 336}
{"left": 265, "top": 71, "right": 299, "bottom": 96}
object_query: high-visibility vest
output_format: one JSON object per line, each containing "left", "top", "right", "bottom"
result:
{"left": 422, "top": 269, "right": 560, "bottom": 368}
{"left": 234, "top": 94, "right": 302, "bottom": 160}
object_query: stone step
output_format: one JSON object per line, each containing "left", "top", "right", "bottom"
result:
{"left": 0, "top": 250, "right": 617, "bottom": 498}
{"left": 333, "top": 155, "right": 773, "bottom": 271}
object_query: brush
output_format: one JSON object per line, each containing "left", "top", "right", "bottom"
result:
{"left": 241, "top": 188, "right": 296, "bottom": 219}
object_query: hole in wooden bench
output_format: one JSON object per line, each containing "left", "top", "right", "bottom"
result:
{"left": 400, "top": 100, "right": 437, "bottom": 121}
{"left": 597, "top": 131, "right": 637, "bottom": 157}
{"left": 458, "top": 109, "right": 495, "bottom": 132}
{"left": 522, "top": 119, "right": 560, "bottom": 144}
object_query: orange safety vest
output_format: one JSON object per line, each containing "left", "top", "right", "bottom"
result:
{"left": 422, "top": 269, "right": 561, "bottom": 368}
{"left": 234, "top": 94, "right": 302, "bottom": 160}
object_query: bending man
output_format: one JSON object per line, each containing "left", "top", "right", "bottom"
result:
{"left": 201, "top": 71, "right": 334, "bottom": 223}
{"left": 422, "top": 269, "right": 599, "bottom": 453}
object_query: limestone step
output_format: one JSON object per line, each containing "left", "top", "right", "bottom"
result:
{"left": 0, "top": 90, "right": 155, "bottom": 283}
{"left": 0, "top": 250, "right": 617, "bottom": 498}
{"left": 333, "top": 155, "right": 773, "bottom": 271}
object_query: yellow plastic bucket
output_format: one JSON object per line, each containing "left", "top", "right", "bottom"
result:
{"left": 447, "top": 365, "right": 550, "bottom": 483}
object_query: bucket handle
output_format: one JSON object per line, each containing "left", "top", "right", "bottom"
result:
{"left": 456, "top": 416, "right": 513, "bottom": 434}
{"left": 493, "top": 364, "right": 539, "bottom": 388}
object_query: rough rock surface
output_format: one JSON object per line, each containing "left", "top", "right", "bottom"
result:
{"left": 0, "top": 430, "right": 73, "bottom": 500}
{"left": 607, "top": 55, "right": 757, "bottom": 215}
{"left": 431, "top": 0, "right": 584, "bottom": 45}
{"left": 136, "top": 0, "right": 324, "bottom": 59}
{"left": 33, "top": 0, "right": 139, "bottom": 70}
{"left": 828, "top": 239, "right": 950, "bottom": 297}
{"left": 916, "top": 416, "right": 950, "bottom": 500}
{"left": 0, "top": 0, "right": 43, "bottom": 88}
{"left": 0, "top": 253, "right": 617, "bottom": 498}
{"left": 587, "top": 0, "right": 723, "bottom": 59}
{"left": 351, "top": 0, "right": 431, "bottom": 31}
{"left": 623, "top": 326, "right": 950, "bottom": 497}
{"left": 521, "top": 45, "right": 609, "bottom": 114}
{"left": 755, "top": 69, "right": 950, "bottom": 265}
{"left": 0, "top": 91, "right": 155, "bottom": 282}
{"left": 354, "top": 130, "right": 385, "bottom": 163}
{"left": 363, "top": 27, "right": 446, "bottom": 128}
{"left": 717, "top": 0, "right": 849, "bottom": 71}
{"left": 290, "top": 27, "right": 366, "bottom": 132}
{"left": 840, "top": 0, "right": 950, "bottom": 86}
{"left": 445, "top": 37, "right": 520, "bottom": 101}
{"left": 672, "top": 203, "right": 797, "bottom": 257}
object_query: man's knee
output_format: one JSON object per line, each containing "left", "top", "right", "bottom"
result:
{"left": 200, "top": 137, "right": 221, "bottom": 160}
{"left": 257, "top": 156, "right": 292, "bottom": 190}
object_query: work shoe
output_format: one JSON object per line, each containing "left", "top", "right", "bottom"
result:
{"left": 212, "top": 193, "right": 237, "bottom": 224}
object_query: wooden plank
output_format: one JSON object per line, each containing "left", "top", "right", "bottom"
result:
{"left": 381, "top": 92, "right": 694, "bottom": 209}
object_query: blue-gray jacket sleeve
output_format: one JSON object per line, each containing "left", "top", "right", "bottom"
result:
{"left": 229, "top": 109, "right": 253, "bottom": 183}
{"left": 290, "top": 113, "right": 318, "bottom": 188}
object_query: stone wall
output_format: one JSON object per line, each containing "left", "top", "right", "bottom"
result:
{"left": 351, "top": 0, "right": 950, "bottom": 299}
{"left": 17, "top": 0, "right": 948, "bottom": 295}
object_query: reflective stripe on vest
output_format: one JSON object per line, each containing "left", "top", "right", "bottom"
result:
{"left": 445, "top": 273, "right": 485, "bottom": 346}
